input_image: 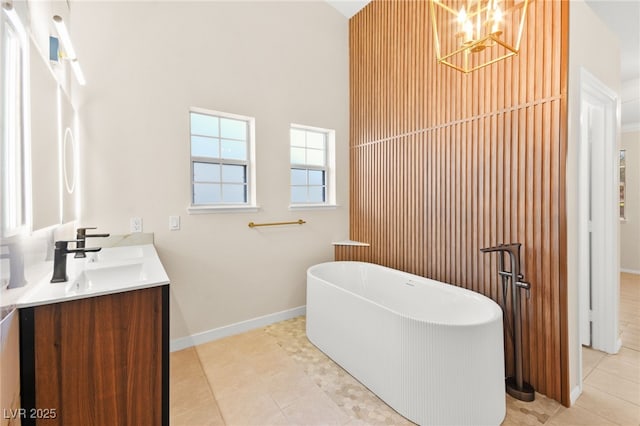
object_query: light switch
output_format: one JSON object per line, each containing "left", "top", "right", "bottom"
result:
{"left": 169, "top": 215, "right": 180, "bottom": 231}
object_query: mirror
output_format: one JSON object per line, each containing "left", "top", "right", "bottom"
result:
{"left": 29, "top": 40, "right": 60, "bottom": 230}
{"left": 60, "top": 89, "right": 77, "bottom": 224}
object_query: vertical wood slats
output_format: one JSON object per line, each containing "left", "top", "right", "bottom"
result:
{"left": 342, "top": 0, "right": 569, "bottom": 406}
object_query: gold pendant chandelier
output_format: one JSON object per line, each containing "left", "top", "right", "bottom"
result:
{"left": 430, "top": 0, "right": 530, "bottom": 73}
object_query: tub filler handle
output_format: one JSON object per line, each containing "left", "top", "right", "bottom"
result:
{"left": 515, "top": 280, "right": 531, "bottom": 299}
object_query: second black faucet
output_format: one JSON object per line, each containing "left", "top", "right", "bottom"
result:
{"left": 75, "top": 227, "right": 110, "bottom": 258}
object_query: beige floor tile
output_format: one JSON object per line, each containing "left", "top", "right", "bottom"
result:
{"left": 206, "top": 365, "right": 271, "bottom": 400}
{"left": 172, "top": 347, "right": 204, "bottom": 372}
{"left": 623, "top": 327, "right": 640, "bottom": 338}
{"left": 201, "top": 348, "right": 304, "bottom": 402}
{"left": 548, "top": 405, "right": 617, "bottom": 425}
{"left": 575, "top": 383, "right": 640, "bottom": 426}
{"left": 582, "top": 347, "right": 607, "bottom": 380}
{"left": 171, "top": 375, "right": 220, "bottom": 418}
{"left": 584, "top": 368, "right": 640, "bottom": 406}
{"left": 171, "top": 404, "right": 225, "bottom": 426}
{"left": 501, "top": 410, "right": 548, "bottom": 426}
{"left": 282, "top": 392, "right": 351, "bottom": 426}
{"left": 621, "top": 313, "right": 640, "bottom": 326}
{"left": 196, "top": 330, "right": 281, "bottom": 365}
{"left": 250, "top": 347, "right": 301, "bottom": 378}
{"left": 614, "top": 347, "right": 640, "bottom": 366}
{"left": 622, "top": 331, "right": 640, "bottom": 351}
{"left": 170, "top": 348, "right": 225, "bottom": 425}
{"left": 620, "top": 306, "right": 640, "bottom": 317}
{"left": 620, "top": 293, "right": 640, "bottom": 300}
{"left": 620, "top": 292, "right": 640, "bottom": 302}
{"left": 503, "top": 393, "right": 562, "bottom": 426}
{"left": 253, "top": 410, "right": 292, "bottom": 426}
{"left": 171, "top": 350, "right": 210, "bottom": 394}
{"left": 196, "top": 339, "right": 246, "bottom": 371}
{"left": 597, "top": 353, "right": 640, "bottom": 383}
{"left": 620, "top": 303, "right": 640, "bottom": 315}
{"left": 264, "top": 367, "right": 322, "bottom": 409}
{"left": 168, "top": 272, "right": 640, "bottom": 426}
{"left": 216, "top": 391, "right": 282, "bottom": 426}
{"left": 174, "top": 290, "right": 640, "bottom": 426}
{"left": 342, "top": 418, "right": 375, "bottom": 426}
{"left": 204, "top": 352, "right": 260, "bottom": 379}
{"left": 208, "top": 348, "right": 316, "bottom": 410}
{"left": 221, "top": 329, "right": 283, "bottom": 357}
{"left": 623, "top": 322, "right": 640, "bottom": 333}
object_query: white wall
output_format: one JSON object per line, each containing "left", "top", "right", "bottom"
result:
{"left": 620, "top": 76, "right": 640, "bottom": 273}
{"left": 71, "top": 1, "right": 349, "bottom": 341}
{"left": 621, "top": 78, "right": 640, "bottom": 133}
{"left": 620, "top": 131, "right": 640, "bottom": 272}
{"left": 567, "top": 0, "right": 620, "bottom": 404}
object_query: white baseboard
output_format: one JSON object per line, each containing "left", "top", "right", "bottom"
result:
{"left": 170, "top": 305, "right": 306, "bottom": 352}
{"left": 620, "top": 268, "right": 640, "bottom": 275}
{"left": 570, "top": 384, "right": 582, "bottom": 406}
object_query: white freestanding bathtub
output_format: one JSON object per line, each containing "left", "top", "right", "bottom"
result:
{"left": 306, "top": 261, "right": 505, "bottom": 426}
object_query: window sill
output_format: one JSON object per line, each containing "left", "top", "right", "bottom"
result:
{"left": 188, "top": 205, "right": 260, "bottom": 214}
{"left": 288, "top": 204, "right": 338, "bottom": 211}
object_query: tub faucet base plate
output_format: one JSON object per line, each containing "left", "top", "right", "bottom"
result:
{"left": 506, "top": 376, "right": 535, "bottom": 402}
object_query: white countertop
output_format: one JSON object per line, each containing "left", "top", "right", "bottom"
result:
{"left": 16, "top": 244, "right": 169, "bottom": 308}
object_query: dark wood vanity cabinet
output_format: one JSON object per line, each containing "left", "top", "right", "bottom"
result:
{"left": 19, "top": 285, "right": 169, "bottom": 426}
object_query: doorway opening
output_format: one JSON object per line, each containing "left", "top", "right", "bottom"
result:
{"left": 577, "top": 69, "right": 620, "bottom": 376}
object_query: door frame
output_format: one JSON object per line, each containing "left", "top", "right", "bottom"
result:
{"left": 577, "top": 68, "right": 621, "bottom": 366}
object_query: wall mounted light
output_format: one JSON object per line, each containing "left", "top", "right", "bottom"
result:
{"left": 52, "top": 14, "right": 86, "bottom": 85}
{"left": 430, "top": 0, "right": 530, "bottom": 73}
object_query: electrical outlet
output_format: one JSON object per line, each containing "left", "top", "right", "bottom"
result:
{"left": 169, "top": 215, "right": 180, "bottom": 231}
{"left": 130, "top": 217, "right": 143, "bottom": 233}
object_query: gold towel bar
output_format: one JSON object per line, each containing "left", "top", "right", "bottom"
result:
{"left": 248, "top": 219, "right": 306, "bottom": 228}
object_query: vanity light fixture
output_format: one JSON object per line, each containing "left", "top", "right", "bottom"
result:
{"left": 430, "top": 0, "right": 529, "bottom": 73}
{"left": 52, "top": 14, "right": 86, "bottom": 86}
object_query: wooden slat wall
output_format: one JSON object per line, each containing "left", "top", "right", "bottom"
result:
{"left": 343, "top": 0, "right": 569, "bottom": 405}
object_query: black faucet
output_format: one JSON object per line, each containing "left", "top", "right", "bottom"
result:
{"left": 480, "top": 243, "right": 530, "bottom": 294}
{"left": 51, "top": 241, "right": 102, "bottom": 283}
{"left": 480, "top": 243, "right": 534, "bottom": 402}
{"left": 74, "top": 227, "right": 110, "bottom": 258}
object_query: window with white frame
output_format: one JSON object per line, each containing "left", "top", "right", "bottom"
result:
{"left": 290, "top": 125, "right": 335, "bottom": 206}
{"left": 1, "top": 6, "right": 28, "bottom": 236}
{"left": 189, "top": 108, "right": 255, "bottom": 209}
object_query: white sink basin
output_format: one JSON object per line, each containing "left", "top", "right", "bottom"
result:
{"left": 66, "top": 263, "right": 146, "bottom": 294}
{"left": 89, "top": 246, "right": 145, "bottom": 263}
{"left": 16, "top": 244, "right": 169, "bottom": 308}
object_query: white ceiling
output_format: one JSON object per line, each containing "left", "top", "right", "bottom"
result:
{"left": 325, "top": 0, "right": 371, "bottom": 18}
{"left": 325, "top": 0, "right": 640, "bottom": 83}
